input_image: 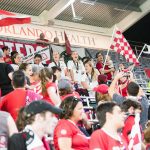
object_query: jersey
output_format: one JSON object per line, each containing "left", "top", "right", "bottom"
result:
{"left": 67, "top": 60, "right": 86, "bottom": 83}
{"left": 90, "top": 128, "right": 128, "bottom": 150}
{"left": 54, "top": 119, "right": 90, "bottom": 150}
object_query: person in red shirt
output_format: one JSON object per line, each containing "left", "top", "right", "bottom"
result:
{"left": 0, "top": 70, "right": 42, "bottom": 121}
{"left": 2, "top": 46, "right": 12, "bottom": 64}
{"left": 103, "top": 55, "right": 115, "bottom": 81}
{"left": 90, "top": 102, "right": 128, "bottom": 150}
{"left": 121, "top": 99, "right": 142, "bottom": 144}
{"left": 54, "top": 96, "right": 90, "bottom": 150}
{"left": 96, "top": 52, "right": 103, "bottom": 73}
{"left": 39, "top": 67, "right": 61, "bottom": 106}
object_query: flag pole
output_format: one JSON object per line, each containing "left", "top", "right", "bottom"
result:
{"left": 131, "top": 44, "right": 147, "bottom": 71}
{"left": 136, "top": 44, "right": 147, "bottom": 61}
{"left": 102, "top": 25, "right": 117, "bottom": 72}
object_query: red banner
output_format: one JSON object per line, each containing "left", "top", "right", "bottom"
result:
{"left": 0, "top": 39, "right": 50, "bottom": 63}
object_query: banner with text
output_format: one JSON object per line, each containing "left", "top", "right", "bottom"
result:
{"left": 0, "top": 39, "right": 86, "bottom": 63}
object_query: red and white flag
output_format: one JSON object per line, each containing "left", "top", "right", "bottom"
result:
{"left": 110, "top": 28, "right": 139, "bottom": 65}
{"left": 0, "top": 9, "right": 31, "bottom": 26}
{"left": 128, "top": 113, "right": 142, "bottom": 150}
{"left": 64, "top": 31, "right": 71, "bottom": 55}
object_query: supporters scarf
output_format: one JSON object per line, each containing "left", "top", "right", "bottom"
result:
{"left": 23, "top": 125, "right": 50, "bottom": 150}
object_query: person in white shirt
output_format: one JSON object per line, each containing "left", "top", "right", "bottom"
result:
{"left": 83, "top": 59, "right": 99, "bottom": 91}
{"left": 67, "top": 51, "right": 86, "bottom": 86}
{"left": 48, "top": 51, "right": 67, "bottom": 78}
{"left": 11, "top": 53, "right": 22, "bottom": 71}
{"left": 33, "top": 54, "right": 44, "bottom": 68}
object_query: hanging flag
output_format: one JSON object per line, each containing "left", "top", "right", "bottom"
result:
{"left": 128, "top": 113, "right": 142, "bottom": 150}
{"left": 110, "top": 28, "right": 139, "bottom": 65}
{"left": 64, "top": 31, "right": 71, "bottom": 55}
{"left": 0, "top": 9, "right": 31, "bottom": 26}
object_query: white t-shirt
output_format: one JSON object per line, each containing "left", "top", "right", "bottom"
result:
{"left": 48, "top": 61, "right": 67, "bottom": 77}
{"left": 67, "top": 60, "right": 86, "bottom": 83}
{"left": 84, "top": 74, "right": 98, "bottom": 90}
{"left": 11, "top": 64, "right": 19, "bottom": 71}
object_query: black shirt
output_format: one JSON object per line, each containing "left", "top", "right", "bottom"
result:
{"left": 0, "top": 63, "right": 14, "bottom": 96}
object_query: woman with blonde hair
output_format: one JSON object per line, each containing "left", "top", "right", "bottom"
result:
{"left": 82, "top": 60, "right": 99, "bottom": 93}
{"left": 39, "top": 67, "right": 61, "bottom": 106}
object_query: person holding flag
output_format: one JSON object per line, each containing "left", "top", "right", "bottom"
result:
{"left": 102, "top": 26, "right": 139, "bottom": 78}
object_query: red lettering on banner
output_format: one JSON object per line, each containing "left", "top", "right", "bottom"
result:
{"left": 27, "top": 27, "right": 36, "bottom": 37}
{"left": 44, "top": 31, "right": 53, "bottom": 40}
{"left": 55, "top": 30, "right": 64, "bottom": 41}
{"left": 20, "top": 27, "right": 27, "bottom": 36}
{"left": 70, "top": 35, "right": 77, "bottom": 43}
{"left": 4, "top": 26, "right": 12, "bottom": 34}
{"left": 35, "top": 29, "right": 44, "bottom": 38}
{"left": 91, "top": 37, "right": 96, "bottom": 46}
{"left": 15, "top": 43, "right": 24, "bottom": 54}
{"left": 12, "top": 26, "right": 16, "bottom": 34}
{"left": 76, "top": 35, "right": 80, "bottom": 43}
{"left": 0, "top": 25, "right": 98, "bottom": 48}
{"left": 80, "top": 35, "right": 87, "bottom": 44}
{"left": 25, "top": 45, "right": 35, "bottom": 56}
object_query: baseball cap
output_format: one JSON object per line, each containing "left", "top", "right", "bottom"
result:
{"left": 93, "top": 84, "right": 109, "bottom": 94}
{"left": 0, "top": 49, "right": 4, "bottom": 58}
{"left": 25, "top": 100, "right": 63, "bottom": 117}
{"left": 58, "top": 79, "right": 72, "bottom": 90}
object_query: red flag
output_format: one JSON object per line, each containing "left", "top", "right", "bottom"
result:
{"left": 0, "top": 9, "right": 31, "bottom": 26}
{"left": 64, "top": 31, "right": 71, "bottom": 55}
{"left": 128, "top": 113, "right": 142, "bottom": 150}
{"left": 110, "top": 28, "right": 139, "bottom": 65}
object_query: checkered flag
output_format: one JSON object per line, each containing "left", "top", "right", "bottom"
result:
{"left": 128, "top": 113, "right": 142, "bottom": 150}
{"left": 110, "top": 28, "right": 139, "bottom": 65}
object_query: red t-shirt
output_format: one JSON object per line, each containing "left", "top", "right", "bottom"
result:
{"left": 104, "top": 65, "right": 112, "bottom": 80}
{"left": 3, "top": 55, "right": 12, "bottom": 64}
{"left": 42, "top": 82, "right": 57, "bottom": 105}
{"left": 0, "top": 89, "right": 26, "bottom": 121}
{"left": 96, "top": 62, "right": 103, "bottom": 71}
{"left": 118, "top": 80, "right": 129, "bottom": 97}
{"left": 90, "top": 129, "right": 128, "bottom": 150}
{"left": 54, "top": 119, "right": 90, "bottom": 150}
{"left": 60, "top": 92, "right": 80, "bottom": 101}
{"left": 122, "top": 115, "right": 135, "bottom": 144}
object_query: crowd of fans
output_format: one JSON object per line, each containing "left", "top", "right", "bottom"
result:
{"left": 0, "top": 44, "right": 150, "bottom": 150}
